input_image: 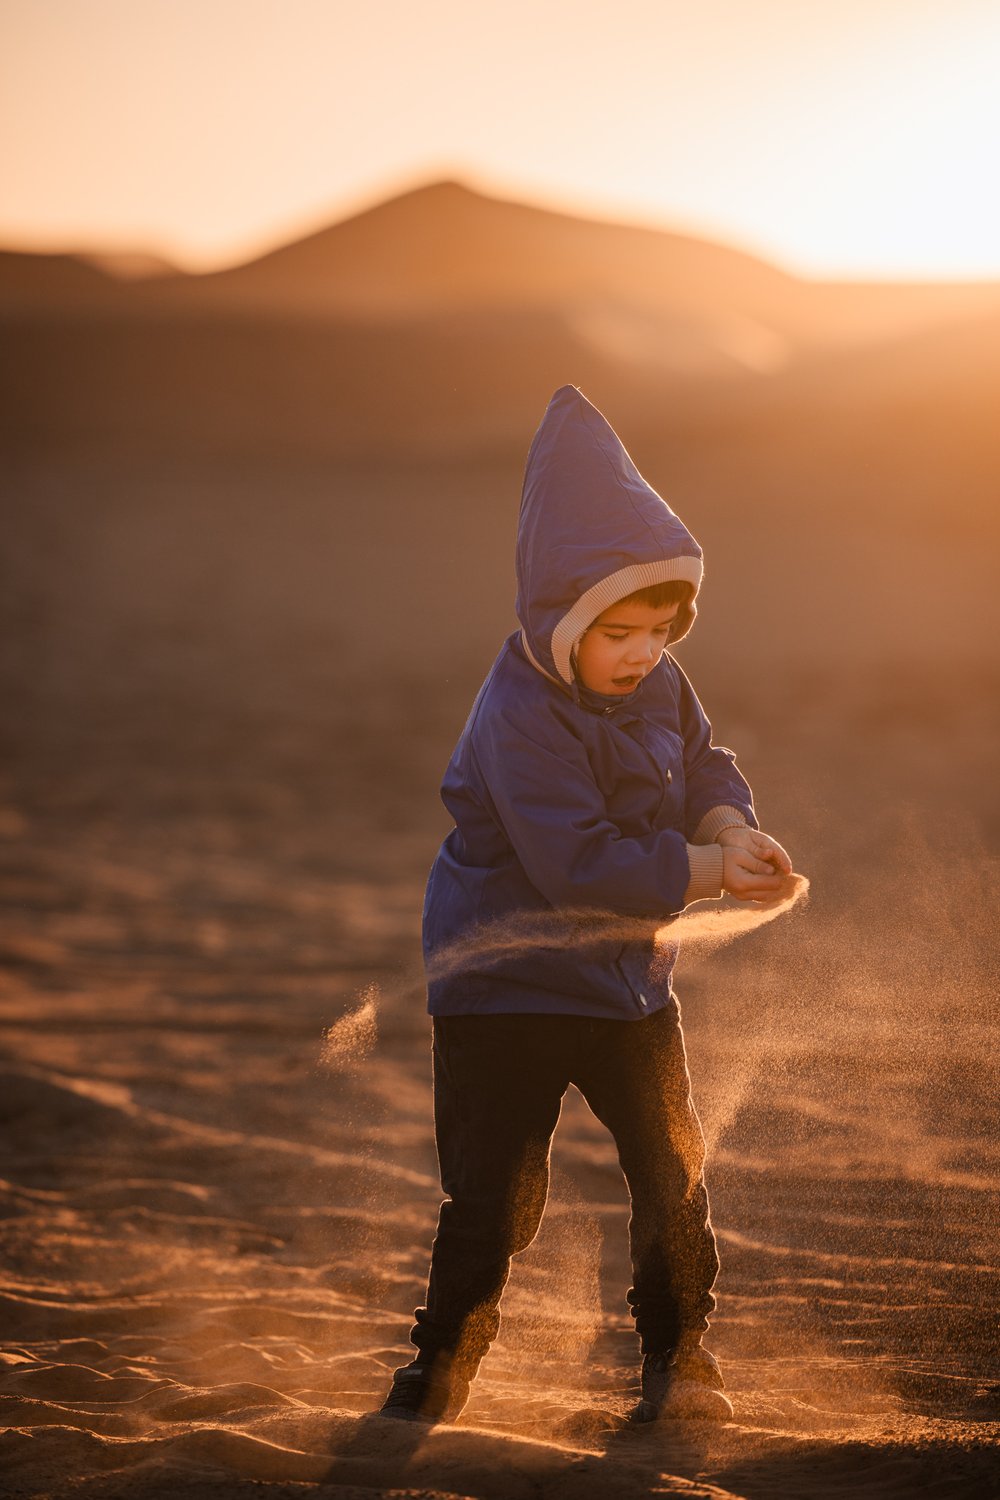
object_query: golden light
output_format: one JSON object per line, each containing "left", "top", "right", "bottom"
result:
{"left": 1, "top": 0, "right": 998, "bottom": 277}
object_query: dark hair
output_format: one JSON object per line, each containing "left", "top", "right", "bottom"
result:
{"left": 615, "top": 580, "right": 693, "bottom": 610}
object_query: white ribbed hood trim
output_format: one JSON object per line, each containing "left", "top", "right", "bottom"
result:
{"left": 551, "top": 556, "right": 704, "bottom": 685}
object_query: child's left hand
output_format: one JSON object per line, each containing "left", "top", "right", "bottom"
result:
{"left": 716, "top": 825, "right": 792, "bottom": 874}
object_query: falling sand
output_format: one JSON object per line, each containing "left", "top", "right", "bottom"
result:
{"left": 320, "top": 983, "right": 379, "bottom": 1069}
{"left": 326, "top": 875, "right": 810, "bottom": 1171}
{"left": 426, "top": 872, "right": 810, "bottom": 985}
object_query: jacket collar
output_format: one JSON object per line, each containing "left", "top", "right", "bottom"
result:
{"left": 516, "top": 630, "right": 643, "bottom": 717}
{"left": 571, "top": 674, "right": 643, "bottom": 716}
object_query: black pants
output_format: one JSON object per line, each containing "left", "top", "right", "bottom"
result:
{"left": 409, "top": 1001, "right": 719, "bottom": 1374}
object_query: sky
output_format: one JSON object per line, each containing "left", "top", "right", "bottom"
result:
{"left": 2, "top": 0, "right": 999, "bottom": 280}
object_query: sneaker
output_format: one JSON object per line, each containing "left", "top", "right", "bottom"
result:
{"left": 631, "top": 1342, "right": 733, "bottom": 1423}
{"left": 378, "top": 1356, "right": 471, "bottom": 1425}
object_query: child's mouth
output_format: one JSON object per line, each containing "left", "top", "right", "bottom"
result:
{"left": 612, "top": 675, "right": 639, "bottom": 687}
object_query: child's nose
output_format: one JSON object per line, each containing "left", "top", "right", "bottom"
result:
{"left": 629, "top": 637, "right": 658, "bottom": 663}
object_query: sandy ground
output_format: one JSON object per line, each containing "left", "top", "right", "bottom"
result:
{"left": 0, "top": 667, "right": 997, "bottom": 1500}
{"left": 3, "top": 190, "right": 999, "bottom": 1495}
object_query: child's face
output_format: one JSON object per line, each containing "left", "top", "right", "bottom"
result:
{"left": 575, "top": 599, "right": 681, "bottom": 695}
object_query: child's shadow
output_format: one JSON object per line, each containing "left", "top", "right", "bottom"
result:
{"left": 319, "top": 1404, "right": 717, "bottom": 1495}
{"left": 599, "top": 1411, "right": 716, "bottom": 1472}
{"left": 318, "top": 1409, "right": 437, "bottom": 1486}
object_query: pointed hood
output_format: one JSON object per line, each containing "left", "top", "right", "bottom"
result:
{"left": 515, "top": 385, "right": 703, "bottom": 685}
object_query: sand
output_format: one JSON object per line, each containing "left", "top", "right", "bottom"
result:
{"left": 0, "top": 689, "right": 997, "bottom": 1500}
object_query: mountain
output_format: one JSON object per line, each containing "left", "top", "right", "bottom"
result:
{"left": 137, "top": 180, "right": 1000, "bottom": 359}
{"left": 2, "top": 177, "right": 999, "bottom": 458}
{"left": 0, "top": 250, "right": 123, "bottom": 313}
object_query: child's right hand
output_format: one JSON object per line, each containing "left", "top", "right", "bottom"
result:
{"left": 721, "top": 845, "right": 787, "bottom": 902}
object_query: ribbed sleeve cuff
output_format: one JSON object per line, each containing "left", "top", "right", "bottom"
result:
{"left": 691, "top": 804, "right": 750, "bottom": 844}
{"left": 684, "top": 842, "right": 725, "bottom": 904}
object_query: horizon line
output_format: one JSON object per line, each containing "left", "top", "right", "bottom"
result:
{"left": 3, "top": 169, "right": 1000, "bottom": 288}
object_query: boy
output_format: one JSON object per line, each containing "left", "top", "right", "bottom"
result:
{"left": 379, "top": 385, "right": 791, "bottom": 1426}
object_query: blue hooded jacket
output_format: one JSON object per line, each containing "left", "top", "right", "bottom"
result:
{"left": 423, "top": 385, "right": 757, "bottom": 1020}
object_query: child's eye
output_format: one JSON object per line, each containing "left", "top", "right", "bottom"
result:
{"left": 603, "top": 633, "right": 628, "bottom": 642}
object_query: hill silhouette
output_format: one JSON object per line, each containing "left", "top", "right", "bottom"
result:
{"left": 0, "top": 248, "right": 123, "bottom": 313}
{"left": 3, "top": 177, "right": 1000, "bottom": 459}
{"left": 137, "top": 179, "right": 1000, "bottom": 354}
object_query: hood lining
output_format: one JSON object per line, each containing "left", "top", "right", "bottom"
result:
{"left": 551, "top": 557, "right": 704, "bottom": 684}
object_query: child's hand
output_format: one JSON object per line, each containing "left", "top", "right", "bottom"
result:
{"left": 721, "top": 845, "right": 787, "bottom": 902}
{"left": 716, "top": 825, "right": 792, "bottom": 875}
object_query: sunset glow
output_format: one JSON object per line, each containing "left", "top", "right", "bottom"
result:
{"left": 2, "top": 0, "right": 999, "bottom": 278}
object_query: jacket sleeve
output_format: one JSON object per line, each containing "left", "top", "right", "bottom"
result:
{"left": 472, "top": 702, "right": 691, "bottom": 918}
{"left": 671, "top": 657, "right": 759, "bottom": 841}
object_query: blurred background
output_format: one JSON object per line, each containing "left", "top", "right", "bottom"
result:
{"left": 0, "top": 2, "right": 998, "bottom": 1486}
{"left": 1, "top": 0, "right": 997, "bottom": 951}
{"left": 3, "top": 0, "right": 999, "bottom": 767}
